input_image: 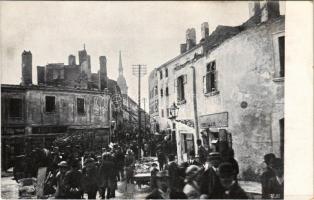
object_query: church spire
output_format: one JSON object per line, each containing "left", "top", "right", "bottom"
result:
{"left": 119, "top": 50, "right": 123, "bottom": 75}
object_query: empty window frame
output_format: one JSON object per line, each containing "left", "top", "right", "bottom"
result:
{"left": 278, "top": 36, "right": 285, "bottom": 77}
{"left": 77, "top": 98, "right": 85, "bottom": 114}
{"left": 9, "top": 98, "right": 22, "bottom": 118}
{"left": 45, "top": 96, "right": 56, "bottom": 113}
{"left": 177, "top": 75, "right": 186, "bottom": 101}
{"left": 203, "top": 61, "right": 218, "bottom": 94}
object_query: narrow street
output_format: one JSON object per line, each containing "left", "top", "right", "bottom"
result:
{"left": 1, "top": 174, "right": 150, "bottom": 199}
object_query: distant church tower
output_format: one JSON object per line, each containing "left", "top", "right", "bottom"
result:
{"left": 117, "top": 51, "right": 128, "bottom": 95}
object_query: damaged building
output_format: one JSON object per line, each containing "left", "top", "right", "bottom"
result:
{"left": 1, "top": 48, "right": 118, "bottom": 170}
{"left": 149, "top": 1, "right": 284, "bottom": 180}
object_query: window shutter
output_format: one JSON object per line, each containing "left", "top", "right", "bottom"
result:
{"left": 177, "top": 78, "right": 182, "bottom": 101}
{"left": 183, "top": 74, "right": 187, "bottom": 84}
{"left": 207, "top": 73, "right": 212, "bottom": 93}
{"left": 214, "top": 70, "right": 218, "bottom": 90}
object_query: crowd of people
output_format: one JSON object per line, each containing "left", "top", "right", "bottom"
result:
{"left": 11, "top": 135, "right": 284, "bottom": 199}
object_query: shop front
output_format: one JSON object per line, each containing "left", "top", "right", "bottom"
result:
{"left": 199, "top": 112, "right": 232, "bottom": 153}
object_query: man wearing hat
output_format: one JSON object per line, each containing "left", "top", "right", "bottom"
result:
{"left": 146, "top": 170, "right": 187, "bottom": 199}
{"left": 217, "top": 162, "right": 248, "bottom": 199}
{"left": 82, "top": 158, "right": 98, "bottom": 199}
{"left": 54, "top": 161, "right": 68, "bottom": 199}
{"left": 64, "top": 159, "right": 83, "bottom": 199}
{"left": 99, "top": 152, "right": 116, "bottom": 199}
{"left": 261, "top": 153, "right": 276, "bottom": 199}
{"left": 266, "top": 158, "right": 284, "bottom": 199}
{"left": 200, "top": 152, "right": 224, "bottom": 199}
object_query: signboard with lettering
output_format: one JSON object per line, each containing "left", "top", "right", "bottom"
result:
{"left": 199, "top": 112, "right": 228, "bottom": 128}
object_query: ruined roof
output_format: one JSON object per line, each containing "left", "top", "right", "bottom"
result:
{"left": 1, "top": 84, "right": 108, "bottom": 95}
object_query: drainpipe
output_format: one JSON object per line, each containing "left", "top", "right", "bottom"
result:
{"left": 190, "top": 66, "right": 200, "bottom": 155}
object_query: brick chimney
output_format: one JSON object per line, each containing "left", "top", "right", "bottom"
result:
{"left": 180, "top": 43, "right": 187, "bottom": 54}
{"left": 249, "top": 1, "right": 261, "bottom": 18}
{"left": 201, "top": 22, "right": 209, "bottom": 40}
{"left": 99, "top": 56, "right": 108, "bottom": 91}
{"left": 68, "top": 54, "right": 76, "bottom": 65}
{"left": 186, "top": 28, "right": 196, "bottom": 50}
{"left": 37, "top": 66, "right": 46, "bottom": 85}
{"left": 260, "top": 0, "right": 280, "bottom": 22}
{"left": 21, "top": 50, "right": 32, "bottom": 85}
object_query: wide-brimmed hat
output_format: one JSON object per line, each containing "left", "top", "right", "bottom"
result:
{"left": 58, "top": 161, "right": 68, "bottom": 167}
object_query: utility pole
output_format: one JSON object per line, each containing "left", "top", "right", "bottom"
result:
{"left": 132, "top": 64, "right": 147, "bottom": 159}
{"left": 143, "top": 98, "right": 147, "bottom": 137}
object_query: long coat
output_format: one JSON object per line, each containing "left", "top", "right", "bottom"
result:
{"left": 98, "top": 160, "right": 116, "bottom": 188}
{"left": 200, "top": 167, "right": 224, "bottom": 198}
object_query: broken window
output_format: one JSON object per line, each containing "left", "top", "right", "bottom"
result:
{"left": 177, "top": 75, "right": 186, "bottom": 101}
{"left": 9, "top": 98, "right": 22, "bottom": 118}
{"left": 203, "top": 61, "right": 218, "bottom": 94}
{"left": 77, "top": 98, "right": 85, "bottom": 114}
{"left": 278, "top": 36, "right": 285, "bottom": 77}
{"left": 45, "top": 96, "right": 56, "bottom": 113}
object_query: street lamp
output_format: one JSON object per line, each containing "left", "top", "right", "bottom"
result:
{"left": 168, "top": 102, "right": 179, "bottom": 156}
{"left": 168, "top": 102, "right": 179, "bottom": 120}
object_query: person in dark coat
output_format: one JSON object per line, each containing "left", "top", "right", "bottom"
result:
{"left": 261, "top": 153, "right": 276, "bottom": 199}
{"left": 146, "top": 170, "right": 187, "bottom": 199}
{"left": 99, "top": 152, "right": 116, "bottom": 199}
{"left": 157, "top": 150, "right": 166, "bottom": 171}
{"left": 221, "top": 148, "right": 239, "bottom": 182}
{"left": 150, "top": 163, "right": 159, "bottom": 190}
{"left": 64, "top": 159, "right": 83, "bottom": 199}
{"left": 218, "top": 162, "right": 248, "bottom": 199}
{"left": 82, "top": 158, "right": 98, "bottom": 199}
{"left": 266, "top": 158, "right": 284, "bottom": 199}
{"left": 199, "top": 152, "right": 224, "bottom": 199}
{"left": 164, "top": 154, "right": 180, "bottom": 191}
{"left": 197, "top": 139, "right": 207, "bottom": 165}
{"left": 53, "top": 161, "right": 68, "bottom": 199}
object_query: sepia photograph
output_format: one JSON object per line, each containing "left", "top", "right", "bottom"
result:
{"left": 0, "top": 1, "right": 312, "bottom": 199}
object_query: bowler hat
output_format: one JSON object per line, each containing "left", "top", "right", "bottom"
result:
{"left": 218, "top": 162, "right": 236, "bottom": 178}
{"left": 208, "top": 152, "right": 221, "bottom": 161}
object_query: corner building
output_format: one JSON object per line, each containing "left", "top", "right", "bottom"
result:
{"left": 149, "top": 1, "right": 284, "bottom": 179}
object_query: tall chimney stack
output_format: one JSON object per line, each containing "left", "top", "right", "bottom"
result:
{"left": 99, "top": 56, "right": 108, "bottom": 91}
{"left": 21, "top": 50, "right": 32, "bottom": 85}
{"left": 37, "top": 66, "right": 46, "bottom": 85}
{"left": 260, "top": 0, "right": 280, "bottom": 22}
{"left": 180, "top": 43, "right": 187, "bottom": 54}
{"left": 68, "top": 55, "right": 76, "bottom": 65}
{"left": 249, "top": 1, "right": 261, "bottom": 18}
{"left": 201, "top": 22, "right": 209, "bottom": 40}
{"left": 186, "top": 28, "right": 196, "bottom": 50}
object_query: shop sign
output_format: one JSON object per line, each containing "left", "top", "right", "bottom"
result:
{"left": 199, "top": 112, "right": 228, "bottom": 128}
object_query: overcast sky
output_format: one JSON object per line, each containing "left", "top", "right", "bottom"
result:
{"left": 0, "top": 1, "right": 285, "bottom": 109}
